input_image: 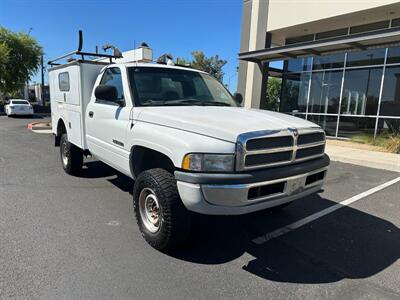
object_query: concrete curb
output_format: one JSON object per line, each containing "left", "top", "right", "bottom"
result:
{"left": 326, "top": 144, "right": 400, "bottom": 173}
{"left": 27, "top": 122, "right": 52, "bottom": 131}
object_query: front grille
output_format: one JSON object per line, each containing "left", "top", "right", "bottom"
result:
{"left": 236, "top": 128, "right": 326, "bottom": 171}
{"left": 245, "top": 151, "right": 293, "bottom": 166}
{"left": 246, "top": 136, "right": 293, "bottom": 151}
{"left": 296, "top": 145, "right": 325, "bottom": 159}
{"left": 298, "top": 132, "right": 325, "bottom": 145}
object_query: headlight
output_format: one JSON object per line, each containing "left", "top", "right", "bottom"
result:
{"left": 182, "top": 153, "right": 235, "bottom": 172}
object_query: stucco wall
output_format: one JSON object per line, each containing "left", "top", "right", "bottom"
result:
{"left": 267, "top": 0, "right": 399, "bottom": 31}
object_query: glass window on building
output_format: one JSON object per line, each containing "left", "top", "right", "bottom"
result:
{"left": 312, "top": 53, "right": 345, "bottom": 70}
{"left": 280, "top": 72, "right": 310, "bottom": 114}
{"left": 380, "top": 66, "right": 400, "bottom": 117}
{"left": 341, "top": 68, "right": 382, "bottom": 116}
{"left": 387, "top": 46, "right": 400, "bottom": 65}
{"left": 287, "top": 57, "right": 312, "bottom": 73}
{"left": 308, "top": 115, "right": 338, "bottom": 136}
{"left": 346, "top": 48, "right": 386, "bottom": 67}
{"left": 338, "top": 116, "right": 376, "bottom": 138}
{"left": 376, "top": 118, "right": 400, "bottom": 136}
{"left": 349, "top": 20, "right": 390, "bottom": 34}
{"left": 308, "top": 70, "right": 342, "bottom": 114}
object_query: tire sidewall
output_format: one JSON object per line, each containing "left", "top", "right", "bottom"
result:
{"left": 133, "top": 169, "right": 191, "bottom": 251}
{"left": 134, "top": 174, "right": 169, "bottom": 244}
{"left": 60, "top": 134, "right": 72, "bottom": 173}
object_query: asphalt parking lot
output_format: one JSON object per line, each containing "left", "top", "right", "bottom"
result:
{"left": 1, "top": 116, "right": 400, "bottom": 299}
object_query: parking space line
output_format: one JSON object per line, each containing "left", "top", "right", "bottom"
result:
{"left": 253, "top": 176, "right": 400, "bottom": 245}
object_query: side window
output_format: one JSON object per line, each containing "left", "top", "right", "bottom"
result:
{"left": 99, "top": 68, "right": 124, "bottom": 101}
{"left": 59, "top": 72, "right": 70, "bottom": 91}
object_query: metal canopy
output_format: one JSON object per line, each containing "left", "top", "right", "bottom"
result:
{"left": 239, "top": 27, "right": 400, "bottom": 63}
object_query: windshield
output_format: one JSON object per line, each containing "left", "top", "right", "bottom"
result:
{"left": 128, "top": 67, "right": 237, "bottom": 107}
{"left": 11, "top": 100, "right": 29, "bottom": 105}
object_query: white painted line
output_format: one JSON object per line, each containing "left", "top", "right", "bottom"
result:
{"left": 253, "top": 176, "right": 400, "bottom": 245}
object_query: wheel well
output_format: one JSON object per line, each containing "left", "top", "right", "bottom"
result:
{"left": 130, "top": 146, "right": 175, "bottom": 178}
{"left": 55, "top": 119, "right": 66, "bottom": 147}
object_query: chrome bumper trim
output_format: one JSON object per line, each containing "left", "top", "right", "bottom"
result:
{"left": 201, "top": 167, "right": 327, "bottom": 207}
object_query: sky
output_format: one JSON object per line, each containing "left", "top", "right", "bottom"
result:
{"left": 0, "top": 0, "right": 246, "bottom": 91}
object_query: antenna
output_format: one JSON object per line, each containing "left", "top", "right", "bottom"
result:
{"left": 134, "top": 40, "right": 136, "bottom": 62}
{"left": 78, "top": 30, "right": 83, "bottom": 52}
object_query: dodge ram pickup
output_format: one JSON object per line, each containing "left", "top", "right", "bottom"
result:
{"left": 49, "top": 41, "right": 329, "bottom": 251}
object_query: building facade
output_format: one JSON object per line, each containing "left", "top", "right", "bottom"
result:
{"left": 238, "top": 0, "right": 400, "bottom": 138}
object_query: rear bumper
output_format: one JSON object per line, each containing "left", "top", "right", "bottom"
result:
{"left": 175, "top": 154, "right": 329, "bottom": 215}
{"left": 8, "top": 109, "right": 33, "bottom": 115}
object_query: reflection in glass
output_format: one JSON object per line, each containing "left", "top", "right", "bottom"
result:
{"left": 338, "top": 116, "right": 376, "bottom": 138}
{"left": 287, "top": 57, "right": 312, "bottom": 73}
{"left": 280, "top": 72, "right": 310, "bottom": 113}
{"left": 387, "top": 46, "right": 400, "bottom": 64}
{"left": 308, "top": 70, "right": 342, "bottom": 114}
{"left": 376, "top": 118, "right": 400, "bottom": 136}
{"left": 346, "top": 48, "right": 385, "bottom": 67}
{"left": 380, "top": 66, "right": 400, "bottom": 116}
{"left": 307, "top": 115, "right": 338, "bottom": 136}
{"left": 341, "top": 68, "right": 382, "bottom": 115}
{"left": 312, "top": 53, "right": 345, "bottom": 70}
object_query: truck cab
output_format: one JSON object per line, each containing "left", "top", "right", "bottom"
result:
{"left": 49, "top": 41, "right": 329, "bottom": 251}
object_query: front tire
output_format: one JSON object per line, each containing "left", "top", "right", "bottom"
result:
{"left": 133, "top": 168, "right": 191, "bottom": 251}
{"left": 60, "top": 133, "right": 83, "bottom": 175}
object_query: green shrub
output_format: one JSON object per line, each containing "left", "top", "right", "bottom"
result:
{"left": 351, "top": 133, "right": 400, "bottom": 154}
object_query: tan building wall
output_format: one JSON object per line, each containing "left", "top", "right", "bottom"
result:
{"left": 268, "top": 0, "right": 400, "bottom": 45}
{"left": 267, "top": 0, "right": 399, "bottom": 31}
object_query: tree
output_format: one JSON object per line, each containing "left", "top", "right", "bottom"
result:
{"left": 265, "top": 77, "right": 282, "bottom": 111}
{"left": 0, "top": 27, "right": 43, "bottom": 96}
{"left": 177, "top": 51, "right": 227, "bottom": 82}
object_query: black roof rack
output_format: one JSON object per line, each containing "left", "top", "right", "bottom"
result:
{"left": 48, "top": 30, "right": 123, "bottom": 66}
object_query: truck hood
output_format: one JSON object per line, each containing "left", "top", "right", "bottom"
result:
{"left": 136, "top": 106, "right": 319, "bottom": 142}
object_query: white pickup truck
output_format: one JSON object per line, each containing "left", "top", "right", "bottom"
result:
{"left": 49, "top": 41, "right": 329, "bottom": 251}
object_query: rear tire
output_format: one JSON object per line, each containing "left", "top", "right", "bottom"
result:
{"left": 60, "top": 133, "right": 83, "bottom": 175}
{"left": 133, "top": 168, "right": 191, "bottom": 251}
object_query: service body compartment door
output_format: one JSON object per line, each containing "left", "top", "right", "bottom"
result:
{"left": 49, "top": 64, "right": 83, "bottom": 147}
{"left": 66, "top": 110, "right": 83, "bottom": 147}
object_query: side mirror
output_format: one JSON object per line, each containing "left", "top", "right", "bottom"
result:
{"left": 234, "top": 92, "right": 243, "bottom": 105}
{"left": 115, "top": 99, "right": 125, "bottom": 107}
{"left": 95, "top": 85, "right": 118, "bottom": 102}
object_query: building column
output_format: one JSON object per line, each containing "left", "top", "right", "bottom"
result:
{"left": 237, "top": 0, "right": 269, "bottom": 109}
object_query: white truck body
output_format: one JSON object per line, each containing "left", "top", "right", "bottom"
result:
{"left": 49, "top": 62, "right": 107, "bottom": 149}
{"left": 50, "top": 60, "right": 329, "bottom": 214}
{"left": 49, "top": 48, "right": 329, "bottom": 250}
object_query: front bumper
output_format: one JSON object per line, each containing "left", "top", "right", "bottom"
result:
{"left": 175, "top": 154, "right": 329, "bottom": 215}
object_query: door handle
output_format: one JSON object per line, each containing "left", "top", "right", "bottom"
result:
{"left": 88, "top": 111, "right": 94, "bottom": 118}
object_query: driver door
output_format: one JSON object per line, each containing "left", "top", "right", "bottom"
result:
{"left": 86, "top": 67, "right": 132, "bottom": 175}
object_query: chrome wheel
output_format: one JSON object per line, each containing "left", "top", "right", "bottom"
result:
{"left": 61, "top": 140, "right": 69, "bottom": 167}
{"left": 139, "top": 188, "right": 161, "bottom": 233}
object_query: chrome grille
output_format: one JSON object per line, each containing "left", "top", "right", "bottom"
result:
{"left": 236, "top": 128, "right": 326, "bottom": 171}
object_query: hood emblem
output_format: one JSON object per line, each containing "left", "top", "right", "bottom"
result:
{"left": 288, "top": 128, "right": 299, "bottom": 137}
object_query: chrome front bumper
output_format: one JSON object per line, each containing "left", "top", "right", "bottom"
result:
{"left": 175, "top": 155, "right": 329, "bottom": 215}
{"left": 201, "top": 167, "right": 327, "bottom": 207}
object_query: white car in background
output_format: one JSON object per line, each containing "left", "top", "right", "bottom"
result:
{"left": 5, "top": 99, "right": 34, "bottom": 117}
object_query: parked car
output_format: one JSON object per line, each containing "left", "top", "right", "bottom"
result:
{"left": 49, "top": 42, "right": 329, "bottom": 251}
{"left": 5, "top": 99, "right": 34, "bottom": 117}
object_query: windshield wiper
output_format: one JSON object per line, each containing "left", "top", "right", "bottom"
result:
{"left": 164, "top": 99, "right": 232, "bottom": 107}
{"left": 198, "top": 101, "right": 232, "bottom": 107}
{"left": 163, "top": 99, "right": 202, "bottom": 106}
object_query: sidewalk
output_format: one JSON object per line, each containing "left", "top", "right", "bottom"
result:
{"left": 325, "top": 142, "right": 400, "bottom": 173}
